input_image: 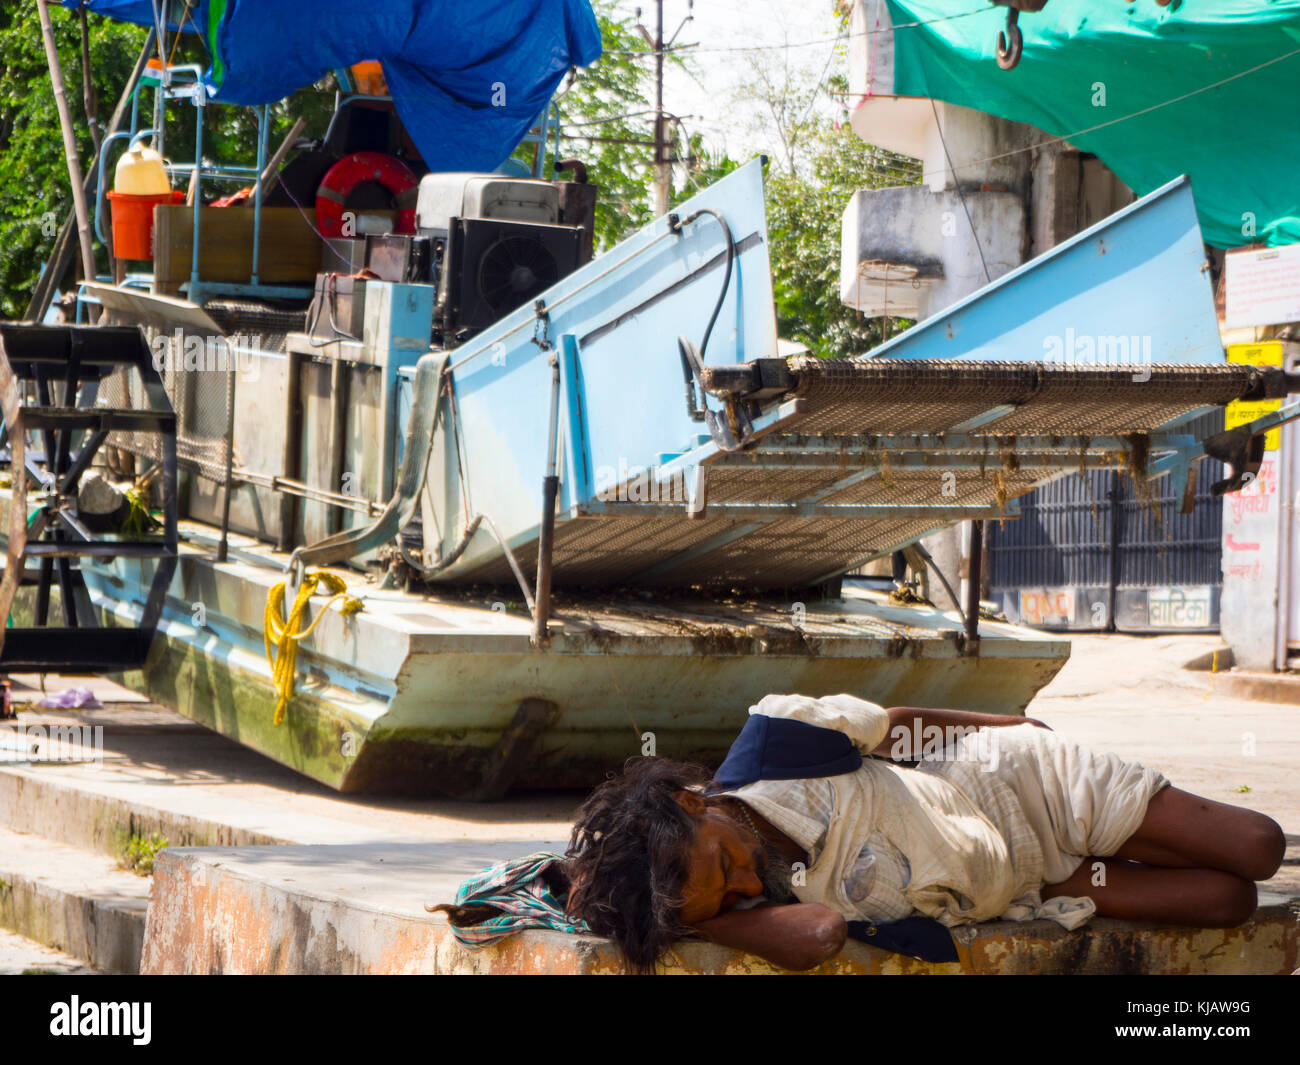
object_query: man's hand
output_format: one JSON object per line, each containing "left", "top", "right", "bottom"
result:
{"left": 690, "top": 902, "right": 847, "bottom": 971}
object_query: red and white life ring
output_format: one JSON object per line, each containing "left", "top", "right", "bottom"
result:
{"left": 315, "top": 150, "right": 418, "bottom": 238}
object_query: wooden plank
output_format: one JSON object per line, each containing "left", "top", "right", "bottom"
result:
{"left": 152, "top": 205, "right": 322, "bottom": 285}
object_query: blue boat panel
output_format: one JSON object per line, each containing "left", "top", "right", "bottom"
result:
{"left": 868, "top": 177, "right": 1225, "bottom": 366}
{"left": 435, "top": 161, "right": 777, "bottom": 568}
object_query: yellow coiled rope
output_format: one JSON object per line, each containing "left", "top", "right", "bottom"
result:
{"left": 264, "top": 570, "right": 365, "bottom": 725}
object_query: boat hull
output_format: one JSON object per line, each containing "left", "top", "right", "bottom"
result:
{"left": 0, "top": 502, "right": 1070, "bottom": 795}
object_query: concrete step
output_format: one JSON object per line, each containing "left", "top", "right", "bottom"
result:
{"left": 1210, "top": 668, "right": 1300, "bottom": 706}
{"left": 142, "top": 840, "right": 1300, "bottom": 976}
{"left": 0, "top": 926, "right": 102, "bottom": 975}
{"left": 0, "top": 822, "right": 149, "bottom": 974}
{"left": 143, "top": 840, "right": 569, "bottom": 975}
{"left": 0, "top": 702, "right": 579, "bottom": 862}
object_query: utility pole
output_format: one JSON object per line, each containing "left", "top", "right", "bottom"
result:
{"left": 652, "top": 0, "right": 668, "bottom": 216}
{"left": 636, "top": 1, "right": 694, "bottom": 217}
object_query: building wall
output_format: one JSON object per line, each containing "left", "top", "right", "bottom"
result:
{"left": 1219, "top": 340, "right": 1299, "bottom": 671}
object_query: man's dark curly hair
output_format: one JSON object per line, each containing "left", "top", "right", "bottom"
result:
{"left": 565, "top": 757, "right": 714, "bottom": 973}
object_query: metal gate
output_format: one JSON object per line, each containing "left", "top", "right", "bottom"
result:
{"left": 988, "top": 411, "right": 1225, "bottom": 632}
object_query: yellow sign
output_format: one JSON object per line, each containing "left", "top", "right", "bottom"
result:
{"left": 1226, "top": 341, "right": 1284, "bottom": 451}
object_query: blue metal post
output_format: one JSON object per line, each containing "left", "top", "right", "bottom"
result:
{"left": 190, "top": 91, "right": 203, "bottom": 297}
{"left": 550, "top": 103, "right": 561, "bottom": 179}
{"left": 558, "top": 333, "right": 590, "bottom": 509}
{"left": 251, "top": 104, "right": 269, "bottom": 285}
{"left": 531, "top": 107, "right": 550, "bottom": 179}
{"left": 153, "top": 70, "right": 164, "bottom": 160}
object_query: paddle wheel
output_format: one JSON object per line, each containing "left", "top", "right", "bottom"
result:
{"left": 0, "top": 323, "right": 177, "bottom": 671}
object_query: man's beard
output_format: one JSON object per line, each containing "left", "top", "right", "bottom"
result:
{"left": 757, "top": 840, "right": 796, "bottom": 902}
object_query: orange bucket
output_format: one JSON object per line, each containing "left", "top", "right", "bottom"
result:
{"left": 107, "top": 189, "right": 184, "bottom": 260}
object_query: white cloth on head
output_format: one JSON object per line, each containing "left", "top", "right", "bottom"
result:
{"left": 722, "top": 693, "right": 1168, "bottom": 932}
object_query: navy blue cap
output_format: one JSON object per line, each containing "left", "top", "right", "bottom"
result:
{"left": 710, "top": 713, "right": 863, "bottom": 791}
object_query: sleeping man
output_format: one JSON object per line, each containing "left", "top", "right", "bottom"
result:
{"left": 563, "top": 694, "right": 1285, "bottom": 971}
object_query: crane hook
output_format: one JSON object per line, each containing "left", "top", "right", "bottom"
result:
{"left": 996, "top": 8, "right": 1023, "bottom": 70}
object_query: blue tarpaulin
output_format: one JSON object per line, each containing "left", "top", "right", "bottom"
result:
{"left": 66, "top": 0, "right": 602, "bottom": 173}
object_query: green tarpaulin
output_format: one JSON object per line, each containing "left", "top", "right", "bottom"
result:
{"left": 885, "top": 0, "right": 1300, "bottom": 248}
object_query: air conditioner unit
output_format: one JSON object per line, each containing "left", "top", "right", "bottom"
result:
{"left": 441, "top": 217, "right": 584, "bottom": 340}
{"left": 416, "top": 173, "right": 560, "bottom": 239}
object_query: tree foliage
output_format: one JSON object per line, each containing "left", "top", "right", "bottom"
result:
{"left": 0, "top": 6, "right": 144, "bottom": 318}
{"left": 766, "top": 121, "right": 921, "bottom": 358}
{"left": 551, "top": 2, "right": 659, "bottom": 250}
{"left": 552, "top": 1, "right": 741, "bottom": 250}
{"left": 754, "top": 62, "right": 922, "bottom": 358}
{"left": 0, "top": 5, "right": 333, "bottom": 319}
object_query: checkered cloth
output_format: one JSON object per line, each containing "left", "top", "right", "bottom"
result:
{"left": 429, "top": 852, "right": 589, "bottom": 947}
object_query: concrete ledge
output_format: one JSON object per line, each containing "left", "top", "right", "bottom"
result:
{"left": 0, "top": 766, "right": 290, "bottom": 858}
{"left": 141, "top": 842, "right": 1300, "bottom": 975}
{"left": 1209, "top": 669, "right": 1300, "bottom": 707}
{"left": 0, "top": 825, "right": 148, "bottom": 974}
{"left": 950, "top": 904, "right": 1299, "bottom": 975}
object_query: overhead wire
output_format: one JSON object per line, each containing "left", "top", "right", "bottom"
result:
{"left": 930, "top": 96, "right": 991, "bottom": 284}
{"left": 602, "top": 7, "right": 984, "bottom": 55}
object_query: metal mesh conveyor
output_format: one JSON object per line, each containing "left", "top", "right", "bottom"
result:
{"left": 310, "top": 170, "right": 1300, "bottom": 607}
{"left": 442, "top": 356, "right": 1291, "bottom": 592}
{"left": 784, "top": 358, "right": 1262, "bottom": 435}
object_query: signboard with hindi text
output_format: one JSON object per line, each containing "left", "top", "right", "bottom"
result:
{"left": 1018, "top": 588, "right": 1076, "bottom": 628}
{"left": 1225, "top": 340, "right": 1285, "bottom": 451}
{"left": 1224, "top": 244, "right": 1300, "bottom": 329}
{"left": 1147, "top": 586, "right": 1214, "bottom": 629}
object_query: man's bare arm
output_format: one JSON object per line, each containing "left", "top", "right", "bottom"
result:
{"left": 690, "top": 903, "right": 847, "bottom": 971}
{"left": 873, "top": 706, "right": 1050, "bottom": 759}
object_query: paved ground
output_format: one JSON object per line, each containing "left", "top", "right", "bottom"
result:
{"left": 0, "top": 927, "right": 99, "bottom": 975}
{"left": 1026, "top": 635, "right": 1297, "bottom": 826}
{"left": 1025, "top": 633, "right": 1300, "bottom": 895}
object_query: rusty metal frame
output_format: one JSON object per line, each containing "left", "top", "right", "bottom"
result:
{"left": 0, "top": 324, "right": 177, "bottom": 672}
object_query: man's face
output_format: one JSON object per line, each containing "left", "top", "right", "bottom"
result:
{"left": 676, "top": 802, "right": 767, "bottom": 925}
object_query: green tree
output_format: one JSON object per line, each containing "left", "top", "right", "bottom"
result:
{"left": 746, "top": 50, "right": 921, "bottom": 358}
{"left": 766, "top": 121, "right": 921, "bottom": 358}
{"left": 672, "top": 131, "right": 739, "bottom": 203}
{"left": 0, "top": 6, "right": 145, "bottom": 318}
{"left": 551, "top": 1, "right": 740, "bottom": 249}
{"left": 0, "top": 5, "right": 333, "bottom": 319}
{"left": 551, "top": 2, "right": 658, "bottom": 249}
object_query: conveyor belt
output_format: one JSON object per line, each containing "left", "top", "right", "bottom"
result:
{"left": 783, "top": 358, "right": 1271, "bottom": 436}
{"left": 446, "top": 358, "right": 1290, "bottom": 591}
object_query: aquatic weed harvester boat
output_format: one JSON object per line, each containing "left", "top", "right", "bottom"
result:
{"left": 2, "top": 0, "right": 1297, "bottom": 795}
